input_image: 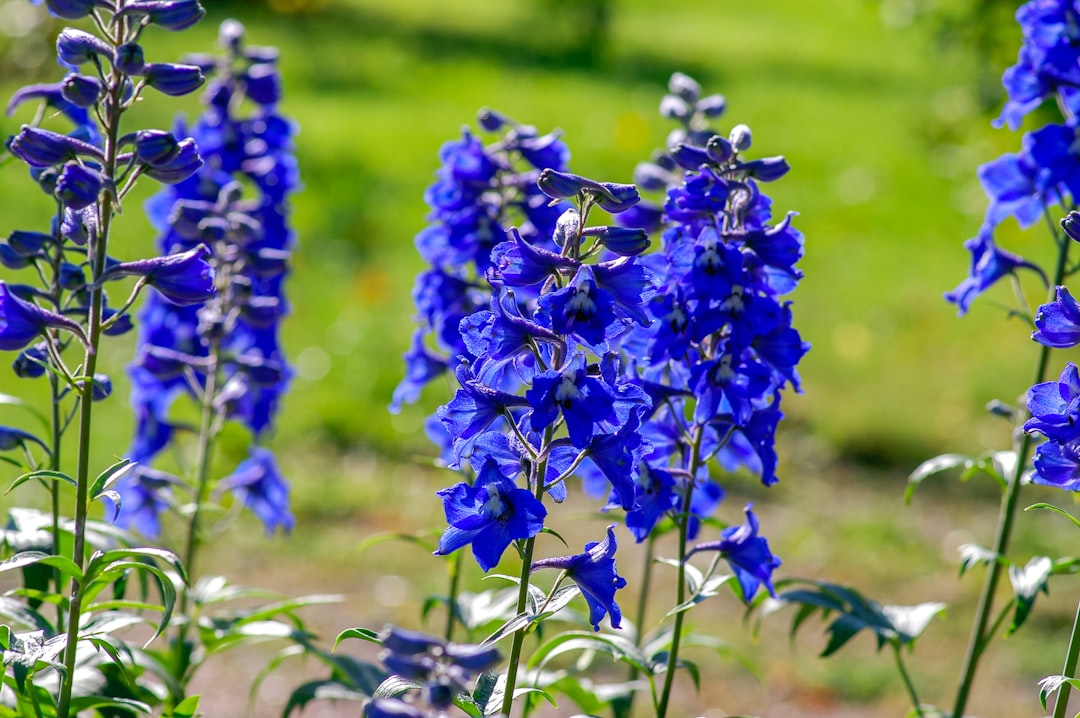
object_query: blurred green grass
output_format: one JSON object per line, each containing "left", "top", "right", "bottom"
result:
{"left": 1, "top": 0, "right": 1077, "bottom": 716}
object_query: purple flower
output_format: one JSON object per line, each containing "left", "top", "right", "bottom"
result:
{"left": 218, "top": 447, "right": 294, "bottom": 534}
{"left": 689, "top": 504, "right": 781, "bottom": 601}
{"left": 1033, "top": 285, "right": 1080, "bottom": 348}
{"left": 1031, "top": 438, "right": 1080, "bottom": 491}
{"left": 8, "top": 125, "right": 104, "bottom": 168}
{"left": 532, "top": 525, "right": 628, "bottom": 631}
{"left": 56, "top": 28, "right": 113, "bottom": 66}
{"left": 435, "top": 459, "right": 547, "bottom": 571}
{"left": 1025, "top": 363, "right": 1080, "bottom": 442}
{"left": 101, "top": 244, "right": 215, "bottom": 306}
{"left": 0, "top": 281, "right": 87, "bottom": 351}
{"left": 55, "top": 162, "right": 102, "bottom": 210}
{"left": 526, "top": 354, "right": 617, "bottom": 449}
{"left": 116, "top": 0, "right": 206, "bottom": 31}
{"left": 945, "top": 224, "right": 1044, "bottom": 315}
{"left": 143, "top": 63, "right": 205, "bottom": 97}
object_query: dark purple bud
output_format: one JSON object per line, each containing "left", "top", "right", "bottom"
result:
{"left": 144, "top": 138, "right": 202, "bottom": 183}
{"left": 670, "top": 142, "right": 712, "bottom": 171}
{"left": 1063, "top": 211, "right": 1080, "bottom": 244}
{"left": 705, "top": 135, "right": 733, "bottom": 164}
{"left": 729, "top": 124, "right": 752, "bottom": 152}
{"left": 424, "top": 679, "right": 455, "bottom": 710}
{"left": 115, "top": 43, "right": 146, "bottom": 75}
{"left": 537, "top": 168, "right": 585, "bottom": 200}
{"left": 0, "top": 245, "right": 31, "bottom": 269}
{"left": 13, "top": 343, "right": 48, "bottom": 379}
{"left": 659, "top": 95, "right": 692, "bottom": 122}
{"left": 118, "top": 0, "right": 205, "bottom": 31}
{"left": 88, "top": 373, "right": 112, "bottom": 401}
{"left": 0, "top": 426, "right": 47, "bottom": 452}
{"left": 381, "top": 626, "right": 443, "bottom": 656}
{"left": 244, "top": 46, "right": 279, "bottom": 64}
{"left": 60, "top": 74, "right": 102, "bottom": 108}
{"left": 592, "top": 226, "right": 650, "bottom": 256}
{"left": 58, "top": 262, "right": 86, "bottom": 291}
{"left": 243, "top": 63, "right": 281, "bottom": 106}
{"left": 668, "top": 72, "right": 701, "bottom": 103}
{"left": 8, "top": 231, "right": 52, "bottom": 257}
{"left": 55, "top": 162, "right": 102, "bottom": 210}
{"left": 134, "top": 129, "right": 180, "bottom": 165}
{"left": 443, "top": 644, "right": 501, "bottom": 673}
{"left": 9, "top": 126, "right": 105, "bottom": 167}
{"left": 6, "top": 83, "right": 65, "bottom": 116}
{"left": 138, "top": 345, "right": 207, "bottom": 378}
{"left": 57, "top": 28, "right": 114, "bottom": 66}
{"left": 696, "top": 93, "right": 726, "bottom": 117}
{"left": 477, "top": 107, "right": 508, "bottom": 131}
{"left": 739, "top": 156, "right": 790, "bottom": 182}
{"left": 240, "top": 296, "right": 284, "bottom": 327}
{"left": 142, "top": 63, "right": 205, "bottom": 97}
{"left": 595, "top": 181, "right": 640, "bottom": 213}
{"left": 101, "top": 244, "right": 215, "bottom": 306}
{"left": 44, "top": 0, "right": 97, "bottom": 20}
{"left": 364, "top": 699, "right": 425, "bottom": 718}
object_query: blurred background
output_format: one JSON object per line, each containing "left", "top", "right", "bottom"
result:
{"left": 2, "top": 0, "right": 1078, "bottom": 716}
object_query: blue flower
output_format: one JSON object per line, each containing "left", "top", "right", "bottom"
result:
{"left": 1025, "top": 363, "right": 1080, "bottom": 442}
{"left": 218, "top": 447, "right": 294, "bottom": 534}
{"left": 532, "top": 525, "right": 627, "bottom": 631}
{"left": 1031, "top": 438, "right": 1080, "bottom": 491}
{"left": 102, "top": 244, "right": 215, "bottom": 306}
{"left": 526, "top": 354, "right": 617, "bottom": 449}
{"left": 690, "top": 504, "right": 781, "bottom": 601}
{"left": 435, "top": 459, "right": 547, "bottom": 571}
{"left": 945, "top": 224, "right": 1044, "bottom": 315}
{"left": 0, "top": 281, "right": 86, "bottom": 351}
{"left": 1033, "top": 285, "right": 1080, "bottom": 348}
{"left": 622, "top": 462, "right": 678, "bottom": 542}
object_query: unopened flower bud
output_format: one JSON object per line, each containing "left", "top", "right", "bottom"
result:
{"left": 670, "top": 142, "right": 711, "bottom": 170}
{"left": 729, "top": 123, "right": 752, "bottom": 152}
{"left": 668, "top": 72, "right": 701, "bottom": 103}
{"left": 60, "top": 74, "right": 102, "bottom": 108}
{"left": 1062, "top": 211, "right": 1080, "bottom": 244}
{"left": 739, "top": 155, "right": 790, "bottom": 182}
{"left": 55, "top": 162, "right": 102, "bottom": 210}
{"left": 243, "top": 63, "right": 281, "bottom": 106}
{"left": 115, "top": 43, "right": 146, "bottom": 75}
{"left": 594, "top": 226, "right": 650, "bottom": 256}
{"left": 56, "top": 28, "right": 113, "bottom": 66}
{"left": 44, "top": 0, "right": 97, "bottom": 19}
{"left": 144, "top": 138, "right": 202, "bottom": 183}
{"left": 705, "top": 135, "right": 733, "bottom": 164}
{"left": 143, "top": 63, "right": 205, "bottom": 97}
{"left": 135, "top": 129, "right": 181, "bottom": 165}
{"left": 697, "top": 93, "right": 726, "bottom": 117}
{"left": 659, "top": 95, "right": 692, "bottom": 122}
{"left": 477, "top": 107, "right": 507, "bottom": 131}
{"left": 12, "top": 343, "right": 48, "bottom": 379}
{"left": 553, "top": 208, "right": 580, "bottom": 247}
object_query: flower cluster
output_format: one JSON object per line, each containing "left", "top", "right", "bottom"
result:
{"left": 116, "top": 19, "right": 299, "bottom": 536}
{"left": 1, "top": 2, "right": 209, "bottom": 430}
{"left": 391, "top": 110, "right": 570, "bottom": 411}
{"left": 945, "top": 0, "right": 1080, "bottom": 315}
{"left": 365, "top": 626, "right": 501, "bottom": 718}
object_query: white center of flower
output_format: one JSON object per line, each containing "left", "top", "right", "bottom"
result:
{"left": 482, "top": 490, "right": 507, "bottom": 519}
{"left": 721, "top": 285, "right": 745, "bottom": 312}
{"left": 665, "top": 305, "right": 687, "bottom": 332}
{"left": 566, "top": 284, "right": 597, "bottom": 320}
{"left": 715, "top": 355, "right": 735, "bottom": 383}
{"left": 555, "top": 370, "right": 581, "bottom": 405}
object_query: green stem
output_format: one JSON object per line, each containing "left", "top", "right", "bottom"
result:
{"left": 951, "top": 217, "right": 1071, "bottom": 718}
{"left": 500, "top": 427, "right": 552, "bottom": 717}
{"left": 622, "top": 531, "right": 657, "bottom": 715}
{"left": 656, "top": 426, "right": 705, "bottom": 718}
{"left": 1052, "top": 597, "right": 1080, "bottom": 718}
{"left": 56, "top": 22, "right": 126, "bottom": 716}
{"left": 444, "top": 550, "right": 464, "bottom": 642}
{"left": 893, "top": 644, "right": 925, "bottom": 718}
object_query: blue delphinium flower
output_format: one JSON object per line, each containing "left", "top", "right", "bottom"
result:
{"left": 689, "top": 504, "right": 781, "bottom": 601}
{"left": 217, "top": 447, "right": 294, "bottom": 535}
{"left": 434, "top": 459, "right": 547, "bottom": 572}
{"left": 532, "top": 525, "right": 628, "bottom": 631}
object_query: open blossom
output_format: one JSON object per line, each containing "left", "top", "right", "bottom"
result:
{"left": 532, "top": 525, "right": 628, "bottom": 631}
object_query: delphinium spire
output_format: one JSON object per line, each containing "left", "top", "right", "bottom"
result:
{"left": 941, "top": 3, "right": 1080, "bottom": 716}
{"left": 116, "top": 19, "right": 299, "bottom": 550}
{"left": 1, "top": 1, "right": 210, "bottom": 714}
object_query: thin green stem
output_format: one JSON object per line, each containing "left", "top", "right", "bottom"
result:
{"left": 56, "top": 24, "right": 126, "bottom": 716}
{"left": 444, "top": 550, "right": 464, "bottom": 642}
{"left": 1052, "top": 598, "right": 1080, "bottom": 718}
{"left": 622, "top": 531, "right": 657, "bottom": 715}
{"left": 500, "top": 426, "right": 552, "bottom": 717}
{"left": 893, "top": 644, "right": 925, "bottom": 718}
{"left": 656, "top": 425, "right": 705, "bottom": 718}
{"left": 951, "top": 215, "right": 1071, "bottom": 718}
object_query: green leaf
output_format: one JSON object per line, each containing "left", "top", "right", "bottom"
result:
{"left": 334, "top": 627, "right": 381, "bottom": 651}
{"left": 0, "top": 393, "right": 49, "bottom": 432}
{"left": 69, "top": 696, "right": 151, "bottom": 714}
{"left": 1039, "top": 675, "right": 1080, "bottom": 709}
{"left": 0, "top": 551, "right": 83, "bottom": 583}
{"left": 84, "top": 560, "right": 177, "bottom": 646}
{"left": 528, "top": 630, "right": 654, "bottom": 674}
{"left": 6, "top": 469, "right": 75, "bottom": 495}
{"left": 662, "top": 574, "right": 735, "bottom": 619}
{"left": 482, "top": 612, "right": 530, "bottom": 646}
{"left": 89, "top": 459, "right": 135, "bottom": 500}
{"left": 906, "top": 453, "right": 970, "bottom": 502}
{"left": 958, "top": 544, "right": 1004, "bottom": 576}
{"left": 1007, "top": 556, "right": 1053, "bottom": 635}
{"left": 356, "top": 531, "right": 438, "bottom": 554}
{"left": 456, "top": 588, "right": 521, "bottom": 631}
{"left": 165, "top": 695, "right": 201, "bottom": 718}
{"left": 1027, "top": 502, "right": 1080, "bottom": 530}
{"left": 85, "top": 547, "right": 188, "bottom": 587}
{"left": 539, "top": 526, "right": 570, "bottom": 549}
{"left": 283, "top": 680, "right": 367, "bottom": 717}
{"left": 373, "top": 674, "right": 424, "bottom": 699}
